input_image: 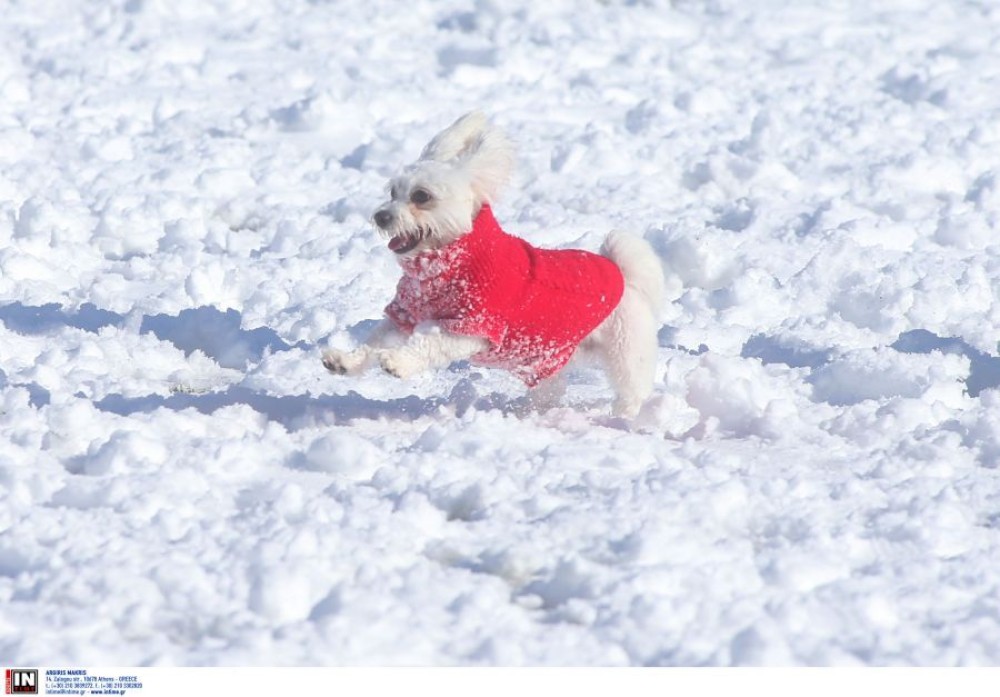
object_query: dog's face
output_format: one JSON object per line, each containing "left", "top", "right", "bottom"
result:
{"left": 372, "top": 112, "right": 514, "bottom": 258}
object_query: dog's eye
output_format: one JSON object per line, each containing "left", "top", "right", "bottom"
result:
{"left": 410, "top": 189, "right": 432, "bottom": 205}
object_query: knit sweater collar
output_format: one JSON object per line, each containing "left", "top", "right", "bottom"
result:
{"left": 397, "top": 204, "right": 500, "bottom": 279}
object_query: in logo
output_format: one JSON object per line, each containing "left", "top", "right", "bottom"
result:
{"left": 4, "top": 670, "right": 38, "bottom": 695}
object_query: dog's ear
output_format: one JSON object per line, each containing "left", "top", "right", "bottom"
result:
{"left": 461, "top": 124, "right": 515, "bottom": 204}
{"left": 420, "top": 111, "right": 490, "bottom": 163}
{"left": 421, "top": 111, "right": 514, "bottom": 203}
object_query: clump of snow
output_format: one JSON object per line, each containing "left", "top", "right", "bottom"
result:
{"left": 2, "top": 0, "right": 1000, "bottom": 667}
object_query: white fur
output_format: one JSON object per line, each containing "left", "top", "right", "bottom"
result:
{"left": 368, "top": 111, "right": 514, "bottom": 256}
{"left": 323, "top": 112, "right": 665, "bottom": 418}
{"left": 585, "top": 231, "right": 665, "bottom": 417}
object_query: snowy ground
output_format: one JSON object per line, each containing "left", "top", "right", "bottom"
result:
{"left": 2, "top": 0, "right": 1000, "bottom": 666}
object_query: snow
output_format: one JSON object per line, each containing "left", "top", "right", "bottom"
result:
{"left": 2, "top": 0, "right": 1000, "bottom": 667}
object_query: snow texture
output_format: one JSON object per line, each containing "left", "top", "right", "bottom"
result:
{"left": 2, "top": 0, "right": 1000, "bottom": 666}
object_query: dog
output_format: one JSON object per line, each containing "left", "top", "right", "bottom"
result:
{"left": 322, "top": 112, "right": 665, "bottom": 418}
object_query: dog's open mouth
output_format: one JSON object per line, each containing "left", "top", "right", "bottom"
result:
{"left": 387, "top": 231, "right": 423, "bottom": 255}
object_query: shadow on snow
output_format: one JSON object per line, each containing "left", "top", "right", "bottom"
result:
{"left": 94, "top": 380, "right": 513, "bottom": 431}
{"left": 0, "top": 302, "right": 307, "bottom": 369}
{"left": 891, "top": 329, "right": 1000, "bottom": 397}
{"left": 742, "top": 329, "right": 1000, "bottom": 397}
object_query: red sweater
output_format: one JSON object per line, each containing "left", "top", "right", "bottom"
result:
{"left": 385, "top": 205, "right": 624, "bottom": 385}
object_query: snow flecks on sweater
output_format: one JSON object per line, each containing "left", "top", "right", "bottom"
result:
{"left": 385, "top": 205, "right": 624, "bottom": 385}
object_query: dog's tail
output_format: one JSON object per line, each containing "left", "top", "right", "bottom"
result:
{"left": 601, "top": 230, "right": 665, "bottom": 316}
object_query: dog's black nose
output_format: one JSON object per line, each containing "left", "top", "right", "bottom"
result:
{"left": 374, "top": 210, "right": 393, "bottom": 228}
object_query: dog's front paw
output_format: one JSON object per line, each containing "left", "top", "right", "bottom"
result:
{"left": 322, "top": 348, "right": 365, "bottom": 376}
{"left": 379, "top": 350, "right": 421, "bottom": 379}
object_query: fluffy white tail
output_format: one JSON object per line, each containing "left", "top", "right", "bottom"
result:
{"left": 601, "top": 230, "right": 665, "bottom": 316}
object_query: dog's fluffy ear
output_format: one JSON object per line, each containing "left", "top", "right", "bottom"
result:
{"left": 462, "top": 125, "right": 514, "bottom": 203}
{"left": 421, "top": 111, "right": 514, "bottom": 203}
{"left": 420, "top": 111, "right": 490, "bottom": 163}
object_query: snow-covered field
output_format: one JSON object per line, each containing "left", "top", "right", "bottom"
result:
{"left": 2, "top": 0, "right": 1000, "bottom": 666}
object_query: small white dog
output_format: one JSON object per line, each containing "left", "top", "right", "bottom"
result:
{"left": 322, "top": 112, "right": 664, "bottom": 417}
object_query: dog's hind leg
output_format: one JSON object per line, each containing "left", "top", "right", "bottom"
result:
{"left": 594, "top": 288, "right": 659, "bottom": 418}
{"left": 598, "top": 230, "right": 665, "bottom": 418}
